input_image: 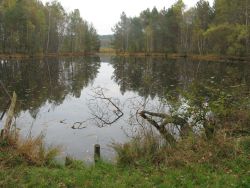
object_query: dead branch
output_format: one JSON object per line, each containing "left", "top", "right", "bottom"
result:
{"left": 139, "top": 110, "right": 176, "bottom": 144}
{"left": 140, "top": 110, "right": 168, "bottom": 119}
{"left": 139, "top": 109, "right": 193, "bottom": 144}
{"left": 88, "top": 87, "right": 124, "bottom": 127}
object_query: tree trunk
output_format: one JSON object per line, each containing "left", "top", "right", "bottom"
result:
{"left": 246, "top": 0, "right": 249, "bottom": 55}
{"left": 46, "top": 9, "right": 51, "bottom": 54}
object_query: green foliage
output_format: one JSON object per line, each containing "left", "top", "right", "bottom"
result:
{"left": 0, "top": 0, "right": 100, "bottom": 54}
{"left": 204, "top": 24, "right": 248, "bottom": 55}
{"left": 112, "top": 0, "right": 250, "bottom": 56}
{"left": 214, "top": 0, "right": 250, "bottom": 25}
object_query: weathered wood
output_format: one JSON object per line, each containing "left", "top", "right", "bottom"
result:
{"left": 4, "top": 92, "right": 17, "bottom": 136}
{"left": 0, "top": 129, "right": 4, "bottom": 140}
{"left": 94, "top": 144, "right": 101, "bottom": 162}
{"left": 139, "top": 111, "right": 176, "bottom": 145}
{"left": 0, "top": 80, "right": 12, "bottom": 100}
{"left": 0, "top": 100, "right": 11, "bottom": 120}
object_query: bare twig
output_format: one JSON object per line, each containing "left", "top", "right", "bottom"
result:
{"left": 88, "top": 87, "right": 124, "bottom": 127}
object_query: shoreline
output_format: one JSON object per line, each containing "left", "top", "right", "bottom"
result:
{"left": 0, "top": 52, "right": 250, "bottom": 63}
{"left": 0, "top": 52, "right": 98, "bottom": 60}
{"left": 106, "top": 52, "right": 250, "bottom": 63}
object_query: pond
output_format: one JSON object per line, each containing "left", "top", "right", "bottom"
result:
{"left": 0, "top": 56, "right": 249, "bottom": 162}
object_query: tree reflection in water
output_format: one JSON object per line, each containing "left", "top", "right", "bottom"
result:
{"left": 0, "top": 56, "right": 101, "bottom": 117}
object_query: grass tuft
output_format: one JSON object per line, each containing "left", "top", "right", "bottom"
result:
{"left": 112, "top": 129, "right": 246, "bottom": 168}
{"left": 0, "top": 132, "right": 61, "bottom": 166}
{"left": 112, "top": 131, "right": 165, "bottom": 166}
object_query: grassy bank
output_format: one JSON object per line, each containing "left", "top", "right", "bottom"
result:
{"left": 1, "top": 51, "right": 250, "bottom": 63}
{"left": 0, "top": 132, "right": 249, "bottom": 187}
{"left": 0, "top": 157, "right": 249, "bottom": 187}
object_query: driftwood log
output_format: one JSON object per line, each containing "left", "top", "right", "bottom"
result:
{"left": 139, "top": 110, "right": 190, "bottom": 145}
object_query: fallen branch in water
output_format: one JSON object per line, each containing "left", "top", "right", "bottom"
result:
{"left": 139, "top": 110, "right": 191, "bottom": 145}
{"left": 139, "top": 111, "right": 176, "bottom": 145}
{"left": 88, "top": 87, "right": 124, "bottom": 127}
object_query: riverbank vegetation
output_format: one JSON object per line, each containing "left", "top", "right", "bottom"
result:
{"left": 112, "top": 0, "right": 250, "bottom": 57}
{"left": 1, "top": 114, "right": 249, "bottom": 187}
{"left": 0, "top": 0, "right": 100, "bottom": 55}
{"left": 1, "top": 128, "right": 249, "bottom": 187}
{"left": 1, "top": 74, "right": 249, "bottom": 187}
{"left": 0, "top": 0, "right": 249, "bottom": 186}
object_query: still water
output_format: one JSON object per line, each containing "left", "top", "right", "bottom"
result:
{"left": 0, "top": 56, "right": 249, "bottom": 162}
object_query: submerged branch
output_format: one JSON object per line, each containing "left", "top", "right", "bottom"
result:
{"left": 88, "top": 87, "right": 124, "bottom": 127}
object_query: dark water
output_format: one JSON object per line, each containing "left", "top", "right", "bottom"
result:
{"left": 0, "top": 56, "right": 249, "bottom": 162}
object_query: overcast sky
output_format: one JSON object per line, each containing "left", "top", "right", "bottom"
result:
{"left": 42, "top": 0, "right": 214, "bottom": 35}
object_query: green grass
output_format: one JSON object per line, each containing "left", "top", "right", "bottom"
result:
{"left": 0, "top": 133, "right": 249, "bottom": 187}
{"left": 0, "top": 150, "right": 249, "bottom": 187}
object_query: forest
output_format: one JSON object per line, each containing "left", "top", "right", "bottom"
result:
{"left": 112, "top": 0, "right": 250, "bottom": 56}
{"left": 0, "top": 0, "right": 100, "bottom": 55}
{"left": 0, "top": 0, "right": 250, "bottom": 186}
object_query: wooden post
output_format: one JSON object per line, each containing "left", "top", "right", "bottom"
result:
{"left": 65, "top": 156, "right": 73, "bottom": 166}
{"left": 94, "top": 144, "right": 100, "bottom": 162}
{"left": 4, "top": 92, "right": 17, "bottom": 136}
{"left": 0, "top": 129, "right": 4, "bottom": 140}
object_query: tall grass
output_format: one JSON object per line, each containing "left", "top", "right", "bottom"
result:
{"left": 1, "top": 131, "right": 61, "bottom": 166}
{"left": 112, "top": 131, "right": 165, "bottom": 166}
{"left": 112, "top": 129, "right": 248, "bottom": 167}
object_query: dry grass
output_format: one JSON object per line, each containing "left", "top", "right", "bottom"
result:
{"left": 1, "top": 132, "right": 61, "bottom": 166}
{"left": 164, "top": 131, "right": 238, "bottom": 167}
{"left": 112, "top": 131, "right": 164, "bottom": 165}
{"left": 113, "top": 129, "right": 246, "bottom": 167}
{"left": 99, "top": 48, "right": 116, "bottom": 54}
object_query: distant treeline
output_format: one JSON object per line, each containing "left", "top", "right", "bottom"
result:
{"left": 112, "top": 0, "right": 250, "bottom": 56}
{"left": 0, "top": 0, "right": 100, "bottom": 54}
{"left": 99, "top": 35, "right": 114, "bottom": 49}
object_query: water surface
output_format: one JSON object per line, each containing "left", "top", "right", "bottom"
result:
{"left": 0, "top": 56, "right": 249, "bottom": 162}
